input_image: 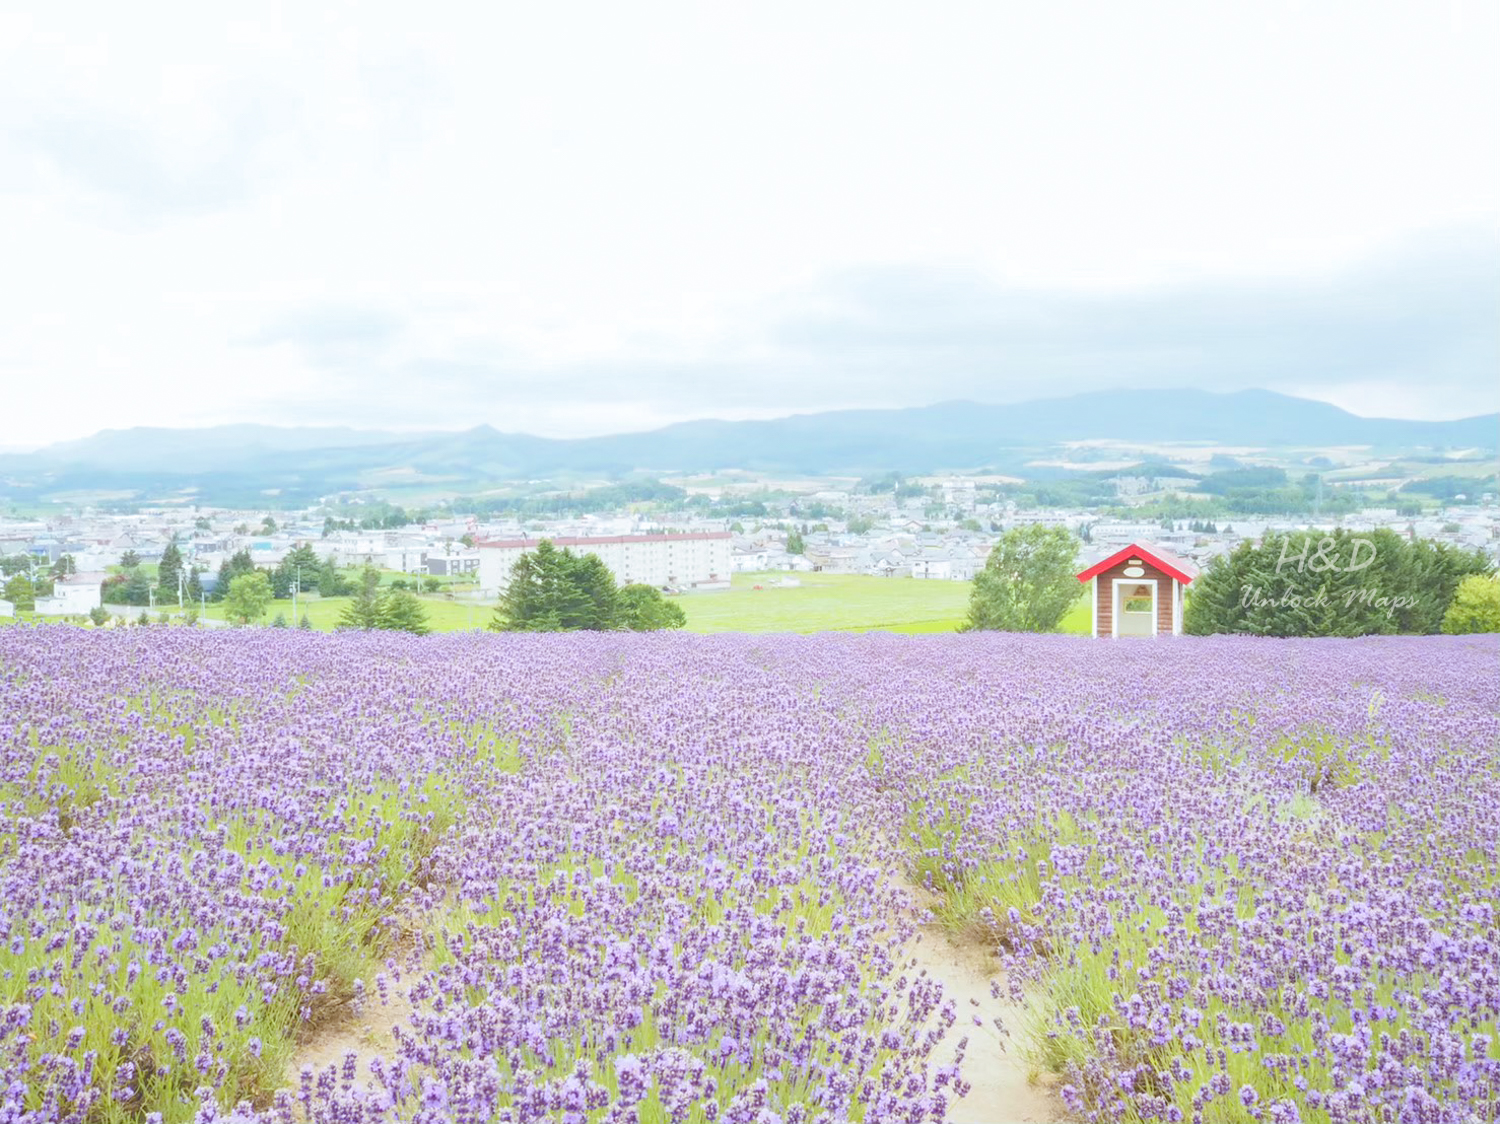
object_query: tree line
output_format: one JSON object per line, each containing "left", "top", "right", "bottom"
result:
{"left": 1, "top": 552, "right": 75, "bottom": 610}
{"left": 103, "top": 542, "right": 377, "bottom": 608}
{"left": 958, "top": 525, "right": 1497, "bottom": 637}
{"left": 1184, "top": 529, "right": 1494, "bottom": 636}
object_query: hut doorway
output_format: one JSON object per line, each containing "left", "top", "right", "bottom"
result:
{"left": 1115, "top": 579, "right": 1157, "bottom": 638}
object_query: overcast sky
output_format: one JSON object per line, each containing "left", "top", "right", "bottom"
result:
{"left": 2, "top": 1, "right": 1496, "bottom": 448}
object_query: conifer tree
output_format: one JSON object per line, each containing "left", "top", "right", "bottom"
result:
{"left": 1185, "top": 529, "right": 1490, "bottom": 636}
{"left": 377, "top": 589, "right": 432, "bottom": 635}
{"left": 569, "top": 553, "right": 620, "bottom": 630}
{"left": 337, "top": 566, "right": 384, "bottom": 629}
{"left": 157, "top": 542, "right": 184, "bottom": 604}
{"left": 489, "top": 541, "right": 667, "bottom": 632}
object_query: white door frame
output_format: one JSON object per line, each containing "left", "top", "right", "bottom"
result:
{"left": 1112, "top": 576, "right": 1158, "bottom": 638}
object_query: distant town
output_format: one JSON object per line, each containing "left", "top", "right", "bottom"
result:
{"left": 3, "top": 467, "right": 1496, "bottom": 621}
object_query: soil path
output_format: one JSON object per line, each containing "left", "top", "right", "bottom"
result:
{"left": 290, "top": 982, "right": 416, "bottom": 1093}
{"left": 904, "top": 883, "right": 1065, "bottom": 1123}
{"left": 284, "top": 893, "right": 1064, "bottom": 1122}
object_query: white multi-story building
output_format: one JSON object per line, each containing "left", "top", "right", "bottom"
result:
{"left": 324, "top": 534, "right": 389, "bottom": 567}
{"left": 477, "top": 533, "right": 732, "bottom": 595}
{"left": 386, "top": 547, "right": 428, "bottom": 573}
{"left": 33, "top": 573, "right": 105, "bottom": 615}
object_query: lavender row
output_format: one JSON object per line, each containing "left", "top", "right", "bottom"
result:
{"left": 2, "top": 628, "right": 1497, "bottom": 1123}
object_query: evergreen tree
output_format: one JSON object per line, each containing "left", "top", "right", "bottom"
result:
{"left": 1185, "top": 529, "right": 1491, "bottom": 636}
{"left": 1393, "top": 538, "right": 1492, "bottom": 634}
{"left": 490, "top": 546, "right": 548, "bottom": 631}
{"left": 157, "top": 542, "right": 184, "bottom": 604}
{"left": 531, "top": 540, "right": 588, "bottom": 627}
{"left": 298, "top": 614, "right": 313, "bottom": 630}
{"left": 489, "top": 541, "right": 620, "bottom": 631}
{"left": 786, "top": 529, "right": 806, "bottom": 554}
{"left": 186, "top": 568, "right": 204, "bottom": 603}
{"left": 569, "top": 553, "right": 621, "bottom": 630}
{"left": 215, "top": 549, "right": 256, "bottom": 601}
{"left": 377, "top": 589, "right": 432, "bottom": 635}
{"left": 486, "top": 544, "right": 689, "bottom": 633}
{"left": 338, "top": 566, "right": 384, "bottom": 630}
{"left": 539, "top": 547, "right": 595, "bottom": 629}
{"left": 318, "top": 554, "right": 356, "bottom": 597}
{"left": 318, "top": 560, "right": 338, "bottom": 597}
{"left": 105, "top": 570, "right": 153, "bottom": 606}
{"left": 120, "top": 549, "right": 141, "bottom": 569}
{"left": 272, "top": 543, "right": 322, "bottom": 598}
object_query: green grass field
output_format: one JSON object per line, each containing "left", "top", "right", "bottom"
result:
{"left": 9, "top": 572, "right": 1094, "bottom": 636}
{"left": 122, "top": 595, "right": 494, "bottom": 632}
{"left": 1058, "top": 590, "right": 1091, "bottom": 634}
{"left": 679, "top": 572, "right": 1092, "bottom": 635}
{"left": 680, "top": 572, "right": 971, "bottom": 634}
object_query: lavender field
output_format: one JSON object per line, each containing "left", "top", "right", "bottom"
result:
{"left": 1, "top": 628, "right": 1497, "bottom": 1124}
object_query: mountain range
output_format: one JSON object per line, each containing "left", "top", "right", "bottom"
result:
{"left": 2, "top": 389, "right": 1495, "bottom": 507}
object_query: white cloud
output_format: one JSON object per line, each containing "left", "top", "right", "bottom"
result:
{"left": 1, "top": 0, "right": 1495, "bottom": 444}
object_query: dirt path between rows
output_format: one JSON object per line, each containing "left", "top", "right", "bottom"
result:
{"left": 291, "top": 982, "right": 415, "bottom": 1094}
{"left": 285, "top": 890, "right": 1065, "bottom": 1123}
{"left": 290, "top": 949, "right": 1062, "bottom": 1123}
{"left": 903, "top": 880, "right": 1065, "bottom": 1124}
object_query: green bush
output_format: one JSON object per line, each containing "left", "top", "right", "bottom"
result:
{"left": 961, "top": 525, "right": 1079, "bottom": 632}
{"left": 1443, "top": 574, "right": 1500, "bottom": 634}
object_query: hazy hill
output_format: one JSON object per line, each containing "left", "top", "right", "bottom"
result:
{"left": 3, "top": 389, "right": 1494, "bottom": 504}
{"left": 40, "top": 424, "right": 434, "bottom": 473}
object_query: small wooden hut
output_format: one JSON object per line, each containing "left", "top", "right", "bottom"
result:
{"left": 1076, "top": 542, "right": 1198, "bottom": 638}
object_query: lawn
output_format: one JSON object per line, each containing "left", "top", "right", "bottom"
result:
{"left": 1058, "top": 588, "right": 1091, "bottom": 634}
{"left": 678, "top": 572, "right": 971, "bottom": 634}
{"left": 153, "top": 594, "right": 495, "bottom": 632}
{"left": 16, "top": 574, "right": 1096, "bottom": 635}
{"left": 679, "top": 571, "right": 1092, "bottom": 635}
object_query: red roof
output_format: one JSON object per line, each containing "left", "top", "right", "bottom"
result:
{"left": 1076, "top": 541, "right": 1198, "bottom": 585}
{"left": 477, "top": 532, "right": 731, "bottom": 549}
